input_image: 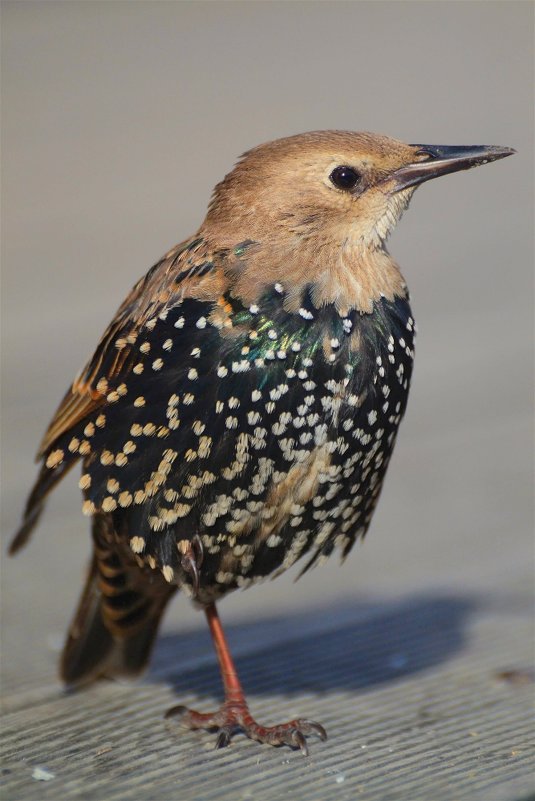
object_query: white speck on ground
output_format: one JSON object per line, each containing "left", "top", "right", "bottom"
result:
{"left": 32, "top": 767, "right": 55, "bottom": 781}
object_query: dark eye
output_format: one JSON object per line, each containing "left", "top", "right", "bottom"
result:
{"left": 329, "top": 165, "right": 361, "bottom": 191}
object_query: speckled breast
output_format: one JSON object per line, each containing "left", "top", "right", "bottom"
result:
{"left": 76, "top": 285, "right": 415, "bottom": 602}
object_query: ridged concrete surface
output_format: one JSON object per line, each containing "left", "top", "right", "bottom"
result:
{"left": 2, "top": 590, "right": 534, "bottom": 800}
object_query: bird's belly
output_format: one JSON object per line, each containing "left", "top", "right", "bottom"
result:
{"left": 194, "top": 356, "right": 411, "bottom": 602}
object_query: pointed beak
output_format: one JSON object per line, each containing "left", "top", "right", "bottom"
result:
{"left": 390, "top": 144, "right": 516, "bottom": 192}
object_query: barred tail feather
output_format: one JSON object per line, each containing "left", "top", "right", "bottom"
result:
{"left": 61, "top": 514, "right": 176, "bottom": 687}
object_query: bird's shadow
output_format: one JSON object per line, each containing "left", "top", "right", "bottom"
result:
{"left": 146, "top": 593, "right": 473, "bottom": 700}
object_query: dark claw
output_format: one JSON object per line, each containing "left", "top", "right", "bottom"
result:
{"left": 215, "top": 728, "right": 232, "bottom": 749}
{"left": 164, "top": 704, "right": 188, "bottom": 720}
{"left": 306, "top": 720, "right": 328, "bottom": 741}
{"left": 180, "top": 535, "right": 204, "bottom": 596}
{"left": 192, "top": 533, "right": 204, "bottom": 568}
{"left": 292, "top": 730, "right": 308, "bottom": 756}
{"left": 189, "top": 556, "right": 200, "bottom": 595}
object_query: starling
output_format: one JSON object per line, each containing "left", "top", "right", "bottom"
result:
{"left": 10, "top": 131, "right": 514, "bottom": 754}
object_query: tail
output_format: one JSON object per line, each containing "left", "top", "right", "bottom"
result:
{"left": 61, "top": 514, "right": 176, "bottom": 687}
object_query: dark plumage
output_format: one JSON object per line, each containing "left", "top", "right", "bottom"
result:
{"left": 10, "top": 131, "right": 514, "bottom": 753}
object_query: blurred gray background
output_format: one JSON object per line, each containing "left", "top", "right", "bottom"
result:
{"left": 1, "top": 2, "right": 533, "bottom": 799}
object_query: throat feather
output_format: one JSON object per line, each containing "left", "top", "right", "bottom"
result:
{"left": 308, "top": 249, "right": 407, "bottom": 315}
{"left": 225, "top": 238, "right": 407, "bottom": 316}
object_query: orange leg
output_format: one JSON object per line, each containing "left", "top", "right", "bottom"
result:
{"left": 165, "top": 602, "right": 327, "bottom": 754}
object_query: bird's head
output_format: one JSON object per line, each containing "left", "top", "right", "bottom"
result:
{"left": 202, "top": 131, "right": 514, "bottom": 313}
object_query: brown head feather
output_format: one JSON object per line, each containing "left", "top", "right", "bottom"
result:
{"left": 201, "top": 130, "right": 426, "bottom": 314}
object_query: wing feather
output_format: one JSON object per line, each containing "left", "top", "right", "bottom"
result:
{"left": 38, "top": 236, "right": 221, "bottom": 456}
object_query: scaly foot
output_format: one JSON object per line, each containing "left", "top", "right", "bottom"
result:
{"left": 165, "top": 700, "right": 327, "bottom": 755}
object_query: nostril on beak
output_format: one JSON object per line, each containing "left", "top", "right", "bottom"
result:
{"left": 414, "top": 149, "right": 435, "bottom": 161}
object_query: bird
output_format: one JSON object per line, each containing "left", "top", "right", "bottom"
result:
{"left": 10, "top": 131, "right": 514, "bottom": 754}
